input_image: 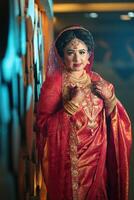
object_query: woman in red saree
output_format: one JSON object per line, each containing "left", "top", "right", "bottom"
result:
{"left": 36, "top": 26, "right": 132, "bottom": 200}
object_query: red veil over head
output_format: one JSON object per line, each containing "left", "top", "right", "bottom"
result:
{"left": 46, "top": 25, "right": 94, "bottom": 77}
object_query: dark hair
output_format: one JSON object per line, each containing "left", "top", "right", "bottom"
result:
{"left": 55, "top": 28, "right": 94, "bottom": 58}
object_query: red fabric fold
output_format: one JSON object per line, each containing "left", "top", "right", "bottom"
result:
{"left": 106, "top": 101, "right": 132, "bottom": 200}
{"left": 35, "top": 71, "right": 132, "bottom": 200}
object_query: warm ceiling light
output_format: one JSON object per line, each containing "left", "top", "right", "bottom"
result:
{"left": 54, "top": 3, "right": 134, "bottom": 13}
{"left": 84, "top": 12, "right": 98, "bottom": 18}
{"left": 128, "top": 12, "right": 134, "bottom": 17}
{"left": 89, "top": 12, "right": 98, "bottom": 18}
{"left": 120, "top": 15, "right": 131, "bottom": 21}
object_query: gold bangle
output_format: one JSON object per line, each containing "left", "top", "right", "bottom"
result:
{"left": 64, "top": 100, "right": 79, "bottom": 115}
{"left": 70, "top": 100, "right": 80, "bottom": 108}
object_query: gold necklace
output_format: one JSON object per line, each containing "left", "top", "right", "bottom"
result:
{"left": 64, "top": 70, "right": 91, "bottom": 88}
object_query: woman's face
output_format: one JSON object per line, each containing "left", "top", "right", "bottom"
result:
{"left": 63, "top": 38, "right": 90, "bottom": 72}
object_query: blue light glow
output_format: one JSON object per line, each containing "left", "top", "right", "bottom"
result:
{"left": 1, "top": 85, "right": 11, "bottom": 123}
{"left": 26, "top": 85, "right": 33, "bottom": 111}
{"left": 27, "top": 0, "right": 35, "bottom": 27}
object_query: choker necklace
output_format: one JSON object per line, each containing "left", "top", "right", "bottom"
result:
{"left": 64, "top": 70, "right": 91, "bottom": 88}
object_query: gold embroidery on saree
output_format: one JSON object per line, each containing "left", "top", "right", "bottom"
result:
{"left": 69, "top": 129, "right": 79, "bottom": 200}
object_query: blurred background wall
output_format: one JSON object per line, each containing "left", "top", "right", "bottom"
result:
{"left": 0, "top": 0, "right": 53, "bottom": 199}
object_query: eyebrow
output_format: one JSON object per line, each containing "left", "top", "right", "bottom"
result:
{"left": 66, "top": 48, "right": 87, "bottom": 51}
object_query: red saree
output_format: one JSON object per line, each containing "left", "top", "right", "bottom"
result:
{"left": 36, "top": 71, "right": 132, "bottom": 200}
{"left": 35, "top": 25, "right": 132, "bottom": 200}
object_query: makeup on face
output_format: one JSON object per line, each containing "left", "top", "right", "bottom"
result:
{"left": 63, "top": 38, "right": 89, "bottom": 72}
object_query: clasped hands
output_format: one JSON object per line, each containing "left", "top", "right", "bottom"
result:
{"left": 64, "top": 80, "right": 116, "bottom": 115}
{"left": 70, "top": 79, "right": 114, "bottom": 106}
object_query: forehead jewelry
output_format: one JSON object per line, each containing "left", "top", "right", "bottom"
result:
{"left": 69, "top": 38, "right": 87, "bottom": 49}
